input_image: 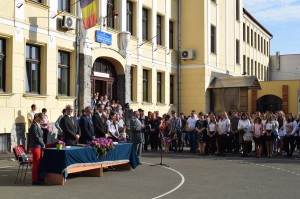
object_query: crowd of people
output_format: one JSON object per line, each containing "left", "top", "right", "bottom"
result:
{"left": 26, "top": 95, "right": 300, "bottom": 185}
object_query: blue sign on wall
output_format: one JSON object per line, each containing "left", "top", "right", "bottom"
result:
{"left": 95, "top": 30, "right": 112, "bottom": 45}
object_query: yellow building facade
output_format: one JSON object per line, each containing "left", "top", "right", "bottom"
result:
{"left": 180, "top": 0, "right": 272, "bottom": 114}
{"left": 0, "top": 0, "right": 179, "bottom": 151}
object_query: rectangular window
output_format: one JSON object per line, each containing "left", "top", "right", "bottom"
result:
{"left": 157, "top": 72, "right": 162, "bottom": 103}
{"left": 254, "top": 32, "right": 257, "bottom": 49}
{"left": 267, "top": 41, "right": 269, "bottom": 56}
{"left": 236, "top": 0, "right": 240, "bottom": 21}
{"left": 0, "top": 38, "right": 5, "bottom": 92}
{"left": 264, "top": 39, "right": 266, "bottom": 55}
{"left": 236, "top": 39, "right": 240, "bottom": 64}
{"left": 243, "top": 23, "right": 245, "bottom": 41}
{"left": 258, "top": 35, "right": 260, "bottom": 51}
{"left": 251, "top": 59, "right": 253, "bottom": 75}
{"left": 58, "top": 0, "right": 70, "bottom": 13}
{"left": 142, "top": 8, "right": 148, "bottom": 40}
{"left": 258, "top": 63, "right": 260, "bottom": 79}
{"left": 251, "top": 29, "right": 253, "bottom": 46}
{"left": 211, "top": 25, "right": 216, "bottom": 53}
{"left": 255, "top": 61, "right": 257, "bottom": 76}
{"left": 58, "top": 51, "right": 70, "bottom": 96}
{"left": 247, "top": 26, "right": 249, "bottom": 44}
{"left": 169, "top": 21, "right": 174, "bottom": 49}
{"left": 260, "top": 37, "right": 264, "bottom": 52}
{"left": 261, "top": 64, "right": 264, "bottom": 80}
{"left": 243, "top": 55, "right": 246, "bottom": 75}
{"left": 157, "top": 15, "right": 162, "bottom": 45}
{"left": 126, "top": 1, "right": 133, "bottom": 34}
{"left": 170, "top": 75, "right": 174, "bottom": 104}
{"left": 26, "top": 44, "right": 40, "bottom": 93}
{"left": 143, "top": 69, "right": 148, "bottom": 102}
{"left": 247, "top": 57, "right": 250, "bottom": 75}
{"left": 107, "top": 0, "right": 115, "bottom": 29}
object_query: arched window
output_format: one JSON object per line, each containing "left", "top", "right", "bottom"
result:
{"left": 257, "top": 95, "right": 282, "bottom": 113}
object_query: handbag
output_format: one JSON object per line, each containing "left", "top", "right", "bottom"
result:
{"left": 243, "top": 132, "right": 253, "bottom": 142}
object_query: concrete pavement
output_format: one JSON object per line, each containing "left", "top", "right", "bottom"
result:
{"left": 0, "top": 151, "right": 299, "bottom": 199}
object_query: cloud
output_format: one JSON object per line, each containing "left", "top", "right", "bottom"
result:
{"left": 244, "top": 0, "right": 300, "bottom": 23}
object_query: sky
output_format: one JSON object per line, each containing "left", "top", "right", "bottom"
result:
{"left": 243, "top": 0, "right": 300, "bottom": 55}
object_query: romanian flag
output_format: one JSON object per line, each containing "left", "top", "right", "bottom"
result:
{"left": 80, "top": 0, "right": 97, "bottom": 29}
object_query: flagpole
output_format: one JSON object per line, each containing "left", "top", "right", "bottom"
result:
{"left": 75, "top": 1, "right": 82, "bottom": 113}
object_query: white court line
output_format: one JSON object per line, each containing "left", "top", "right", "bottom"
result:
{"left": 141, "top": 162, "right": 185, "bottom": 199}
{"left": 0, "top": 166, "right": 14, "bottom": 169}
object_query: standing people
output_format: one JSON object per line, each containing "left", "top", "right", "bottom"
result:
{"left": 161, "top": 114, "right": 172, "bottom": 153}
{"left": 230, "top": 111, "right": 240, "bottom": 153}
{"left": 107, "top": 112, "right": 120, "bottom": 142}
{"left": 27, "top": 104, "right": 37, "bottom": 151}
{"left": 40, "top": 108, "right": 49, "bottom": 144}
{"left": 253, "top": 117, "right": 263, "bottom": 157}
{"left": 208, "top": 115, "right": 217, "bottom": 155}
{"left": 170, "top": 110, "right": 182, "bottom": 153}
{"left": 238, "top": 113, "right": 251, "bottom": 157}
{"left": 55, "top": 109, "right": 66, "bottom": 141}
{"left": 79, "top": 106, "right": 95, "bottom": 144}
{"left": 216, "top": 112, "right": 230, "bottom": 156}
{"left": 277, "top": 111, "right": 286, "bottom": 156}
{"left": 130, "top": 111, "right": 145, "bottom": 163}
{"left": 186, "top": 110, "right": 198, "bottom": 153}
{"left": 179, "top": 113, "right": 187, "bottom": 152}
{"left": 195, "top": 112, "right": 208, "bottom": 155}
{"left": 28, "top": 113, "right": 45, "bottom": 185}
{"left": 138, "top": 109, "right": 149, "bottom": 151}
{"left": 149, "top": 112, "right": 160, "bottom": 151}
{"left": 284, "top": 113, "right": 298, "bottom": 157}
{"left": 60, "top": 105, "right": 80, "bottom": 146}
{"left": 92, "top": 104, "right": 109, "bottom": 138}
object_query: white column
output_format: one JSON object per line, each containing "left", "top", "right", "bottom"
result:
{"left": 137, "top": 0, "right": 143, "bottom": 55}
{"left": 165, "top": 0, "right": 170, "bottom": 50}
{"left": 226, "top": 0, "right": 229, "bottom": 72}
{"left": 151, "top": 0, "right": 157, "bottom": 45}
{"left": 119, "top": 0, "right": 127, "bottom": 32}
{"left": 100, "top": 0, "right": 107, "bottom": 30}
{"left": 216, "top": 0, "right": 220, "bottom": 68}
{"left": 207, "top": 0, "right": 211, "bottom": 66}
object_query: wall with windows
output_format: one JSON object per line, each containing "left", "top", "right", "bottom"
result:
{"left": 0, "top": 0, "right": 77, "bottom": 146}
{"left": 242, "top": 8, "right": 272, "bottom": 81}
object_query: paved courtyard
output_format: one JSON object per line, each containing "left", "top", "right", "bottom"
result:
{"left": 0, "top": 151, "right": 300, "bottom": 199}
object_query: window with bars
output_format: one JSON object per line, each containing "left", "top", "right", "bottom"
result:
{"left": 143, "top": 70, "right": 148, "bottom": 102}
{"left": 169, "top": 21, "right": 174, "bottom": 49}
{"left": 26, "top": 44, "right": 40, "bottom": 93}
{"left": 126, "top": 1, "right": 133, "bottom": 34}
{"left": 107, "top": 0, "right": 115, "bottom": 29}
{"left": 211, "top": 25, "right": 216, "bottom": 53}
{"left": 0, "top": 39, "right": 5, "bottom": 92}
{"left": 157, "top": 72, "right": 162, "bottom": 103}
{"left": 58, "top": 0, "right": 70, "bottom": 13}
{"left": 142, "top": 8, "right": 148, "bottom": 40}
{"left": 58, "top": 51, "right": 70, "bottom": 96}
{"left": 157, "top": 15, "right": 162, "bottom": 45}
{"left": 170, "top": 75, "right": 174, "bottom": 104}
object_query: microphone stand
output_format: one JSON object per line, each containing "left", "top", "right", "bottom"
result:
{"left": 151, "top": 131, "right": 169, "bottom": 167}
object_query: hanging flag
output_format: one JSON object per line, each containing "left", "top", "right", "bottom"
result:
{"left": 80, "top": 0, "right": 97, "bottom": 29}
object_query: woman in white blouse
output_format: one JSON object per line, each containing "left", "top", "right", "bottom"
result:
{"left": 277, "top": 111, "right": 286, "bottom": 156}
{"left": 106, "top": 112, "right": 120, "bottom": 141}
{"left": 238, "top": 113, "right": 251, "bottom": 157}
{"left": 264, "top": 114, "right": 274, "bottom": 158}
{"left": 208, "top": 115, "right": 218, "bottom": 155}
{"left": 217, "top": 112, "right": 230, "bottom": 156}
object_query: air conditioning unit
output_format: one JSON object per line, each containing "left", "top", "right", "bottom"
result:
{"left": 61, "top": 16, "right": 76, "bottom": 30}
{"left": 181, "top": 49, "right": 195, "bottom": 60}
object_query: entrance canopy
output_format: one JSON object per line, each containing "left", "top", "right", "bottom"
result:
{"left": 208, "top": 76, "right": 261, "bottom": 90}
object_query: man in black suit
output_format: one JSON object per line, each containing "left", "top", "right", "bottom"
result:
{"left": 60, "top": 105, "right": 80, "bottom": 146}
{"left": 79, "top": 106, "right": 95, "bottom": 144}
{"left": 92, "top": 103, "right": 108, "bottom": 138}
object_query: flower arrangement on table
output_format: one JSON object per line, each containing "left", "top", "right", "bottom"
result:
{"left": 89, "top": 138, "right": 115, "bottom": 157}
{"left": 56, "top": 139, "right": 65, "bottom": 150}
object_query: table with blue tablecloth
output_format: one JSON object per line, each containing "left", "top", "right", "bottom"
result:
{"left": 39, "top": 143, "right": 139, "bottom": 185}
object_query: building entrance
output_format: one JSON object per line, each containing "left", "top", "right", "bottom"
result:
{"left": 91, "top": 58, "right": 117, "bottom": 101}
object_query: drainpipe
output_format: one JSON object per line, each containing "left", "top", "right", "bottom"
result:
{"left": 177, "top": 0, "right": 182, "bottom": 114}
{"left": 75, "top": 3, "right": 81, "bottom": 112}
